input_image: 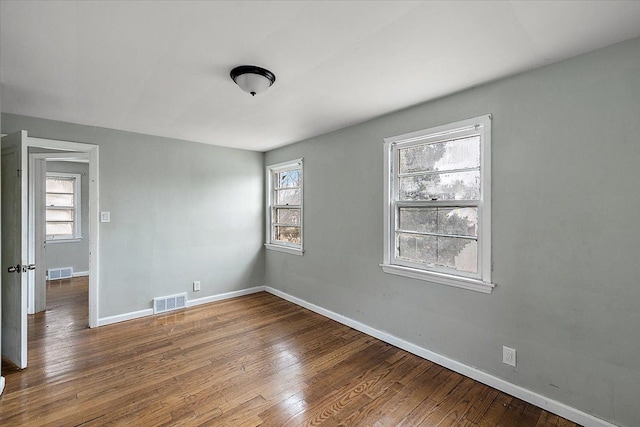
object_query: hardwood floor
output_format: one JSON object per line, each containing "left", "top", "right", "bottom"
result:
{"left": 0, "top": 277, "right": 580, "bottom": 426}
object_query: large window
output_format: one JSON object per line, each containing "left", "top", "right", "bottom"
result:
{"left": 46, "top": 172, "right": 81, "bottom": 241}
{"left": 381, "top": 115, "right": 494, "bottom": 293}
{"left": 266, "top": 159, "right": 303, "bottom": 255}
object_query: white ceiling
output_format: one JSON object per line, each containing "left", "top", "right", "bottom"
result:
{"left": 2, "top": 1, "right": 640, "bottom": 151}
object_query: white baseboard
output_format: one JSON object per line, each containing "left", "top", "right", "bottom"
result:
{"left": 97, "top": 309, "right": 154, "bottom": 326}
{"left": 264, "top": 286, "right": 616, "bottom": 427}
{"left": 73, "top": 271, "right": 89, "bottom": 277}
{"left": 186, "top": 286, "right": 265, "bottom": 308}
{"left": 97, "top": 286, "right": 266, "bottom": 327}
{"left": 0, "top": 376, "right": 5, "bottom": 397}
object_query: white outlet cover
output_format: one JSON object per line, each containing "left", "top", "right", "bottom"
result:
{"left": 193, "top": 281, "right": 201, "bottom": 291}
{"left": 503, "top": 346, "right": 516, "bottom": 367}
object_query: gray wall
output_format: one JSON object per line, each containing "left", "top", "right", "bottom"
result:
{"left": 1, "top": 114, "right": 265, "bottom": 318}
{"left": 45, "top": 161, "right": 90, "bottom": 274}
{"left": 264, "top": 37, "right": 640, "bottom": 426}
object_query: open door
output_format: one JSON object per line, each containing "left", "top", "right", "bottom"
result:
{"left": 1, "top": 130, "right": 29, "bottom": 369}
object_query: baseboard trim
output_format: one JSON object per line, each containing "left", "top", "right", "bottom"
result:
{"left": 264, "top": 286, "right": 616, "bottom": 427}
{"left": 0, "top": 376, "right": 5, "bottom": 397}
{"left": 97, "top": 286, "right": 267, "bottom": 327}
{"left": 97, "top": 309, "right": 154, "bottom": 327}
{"left": 186, "top": 286, "right": 265, "bottom": 308}
{"left": 72, "top": 271, "right": 89, "bottom": 277}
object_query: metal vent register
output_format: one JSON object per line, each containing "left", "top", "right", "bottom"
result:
{"left": 153, "top": 293, "right": 187, "bottom": 314}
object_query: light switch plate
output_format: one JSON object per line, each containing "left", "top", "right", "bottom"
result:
{"left": 101, "top": 211, "right": 111, "bottom": 223}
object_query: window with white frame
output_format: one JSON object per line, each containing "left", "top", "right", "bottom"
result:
{"left": 381, "top": 115, "right": 494, "bottom": 293}
{"left": 265, "top": 159, "right": 303, "bottom": 255}
{"left": 46, "top": 172, "right": 81, "bottom": 241}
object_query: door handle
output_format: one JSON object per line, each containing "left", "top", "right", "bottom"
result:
{"left": 6, "top": 264, "right": 34, "bottom": 273}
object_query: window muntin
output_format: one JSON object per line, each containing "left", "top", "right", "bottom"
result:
{"left": 382, "top": 115, "right": 492, "bottom": 291}
{"left": 46, "top": 173, "right": 81, "bottom": 241}
{"left": 266, "top": 159, "right": 303, "bottom": 254}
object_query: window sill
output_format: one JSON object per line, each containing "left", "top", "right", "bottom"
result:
{"left": 265, "top": 243, "right": 304, "bottom": 256}
{"left": 46, "top": 238, "right": 82, "bottom": 244}
{"left": 380, "top": 264, "right": 495, "bottom": 294}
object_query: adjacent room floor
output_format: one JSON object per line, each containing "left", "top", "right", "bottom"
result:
{"left": 0, "top": 277, "right": 580, "bottom": 426}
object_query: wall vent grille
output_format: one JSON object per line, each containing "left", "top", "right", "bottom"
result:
{"left": 153, "top": 293, "right": 187, "bottom": 314}
{"left": 48, "top": 267, "right": 74, "bottom": 280}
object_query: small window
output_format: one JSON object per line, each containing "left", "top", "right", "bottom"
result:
{"left": 381, "top": 115, "right": 494, "bottom": 293}
{"left": 266, "top": 159, "right": 303, "bottom": 255}
{"left": 46, "top": 172, "right": 81, "bottom": 241}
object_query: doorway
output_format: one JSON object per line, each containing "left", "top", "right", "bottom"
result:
{"left": 1, "top": 131, "right": 99, "bottom": 370}
{"left": 28, "top": 153, "right": 90, "bottom": 322}
{"left": 26, "top": 137, "right": 99, "bottom": 330}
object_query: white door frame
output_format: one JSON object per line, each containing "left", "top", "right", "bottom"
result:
{"left": 28, "top": 152, "right": 90, "bottom": 315}
{"left": 28, "top": 155, "right": 46, "bottom": 314}
{"left": 25, "top": 137, "right": 99, "bottom": 328}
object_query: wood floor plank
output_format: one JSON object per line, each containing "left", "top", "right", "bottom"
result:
{"left": 397, "top": 375, "right": 473, "bottom": 426}
{"left": 457, "top": 384, "right": 500, "bottom": 425}
{"left": 476, "top": 391, "right": 515, "bottom": 426}
{"left": 0, "top": 277, "right": 582, "bottom": 426}
{"left": 370, "top": 365, "right": 450, "bottom": 426}
{"left": 431, "top": 381, "right": 491, "bottom": 427}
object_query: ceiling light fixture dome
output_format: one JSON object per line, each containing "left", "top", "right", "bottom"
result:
{"left": 230, "top": 65, "right": 276, "bottom": 96}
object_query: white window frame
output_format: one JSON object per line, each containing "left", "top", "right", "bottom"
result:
{"left": 46, "top": 172, "right": 82, "bottom": 243}
{"left": 265, "top": 159, "right": 304, "bottom": 255}
{"left": 381, "top": 115, "right": 495, "bottom": 293}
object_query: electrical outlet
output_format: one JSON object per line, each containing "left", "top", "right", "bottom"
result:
{"left": 503, "top": 346, "right": 516, "bottom": 367}
{"left": 193, "top": 281, "right": 201, "bottom": 292}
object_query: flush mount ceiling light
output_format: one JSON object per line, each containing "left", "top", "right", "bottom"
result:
{"left": 230, "top": 65, "right": 276, "bottom": 96}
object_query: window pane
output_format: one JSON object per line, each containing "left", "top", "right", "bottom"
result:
{"left": 437, "top": 208, "right": 477, "bottom": 237}
{"left": 46, "top": 193, "right": 74, "bottom": 207}
{"left": 47, "top": 222, "right": 73, "bottom": 236}
{"left": 398, "top": 233, "right": 477, "bottom": 273}
{"left": 398, "top": 208, "right": 437, "bottom": 233}
{"left": 275, "top": 208, "right": 300, "bottom": 225}
{"left": 398, "top": 207, "right": 478, "bottom": 237}
{"left": 398, "top": 170, "right": 479, "bottom": 201}
{"left": 437, "top": 237, "right": 477, "bottom": 273}
{"left": 46, "top": 209, "right": 74, "bottom": 221}
{"left": 46, "top": 178, "right": 74, "bottom": 193}
{"left": 399, "top": 136, "right": 480, "bottom": 174}
{"left": 274, "top": 226, "right": 300, "bottom": 244}
{"left": 398, "top": 233, "right": 437, "bottom": 264}
{"left": 275, "top": 189, "right": 301, "bottom": 205}
{"left": 276, "top": 169, "right": 300, "bottom": 188}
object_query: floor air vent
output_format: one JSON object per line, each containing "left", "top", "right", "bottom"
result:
{"left": 48, "top": 267, "right": 74, "bottom": 280}
{"left": 153, "top": 293, "right": 187, "bottom": 314}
